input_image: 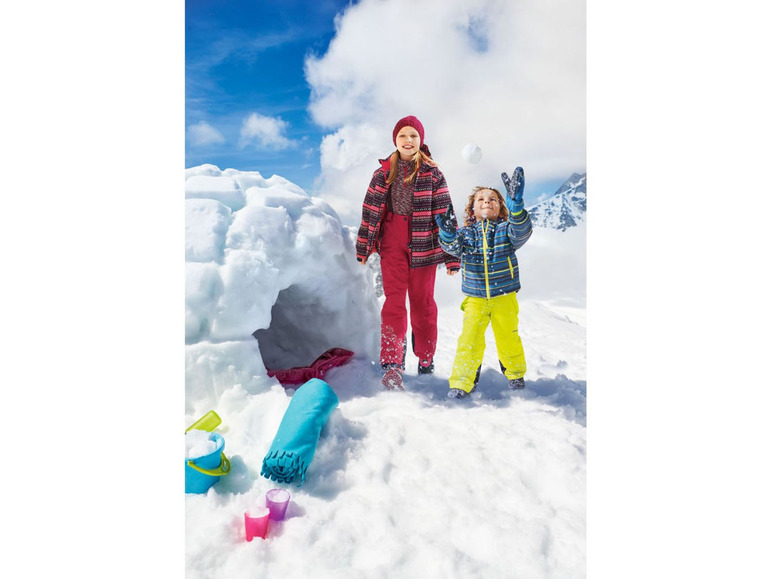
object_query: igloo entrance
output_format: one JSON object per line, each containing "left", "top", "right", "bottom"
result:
{"left": 253, "top": 283, "right": 355, "bottom": 371}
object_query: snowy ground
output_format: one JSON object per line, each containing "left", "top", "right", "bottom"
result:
{"left": 184, "top": 165, "right": 586, "bottom": 578}
{"left": 186, "top": 303, "right": 587, "bottom": 579}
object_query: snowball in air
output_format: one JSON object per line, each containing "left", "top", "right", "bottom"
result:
{"left": 462, "top": 143, "right": 482, "bottom": 164}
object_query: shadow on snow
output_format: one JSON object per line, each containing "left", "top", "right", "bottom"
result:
{"left": 321, "top": 358, "right": 586, "bottom": 426}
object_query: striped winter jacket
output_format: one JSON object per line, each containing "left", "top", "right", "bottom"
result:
{"left": 439, "top": 210, "right": 533, "bottom": 298}
{"left": 356, "top": 158, "right": 461, "bottom": 270}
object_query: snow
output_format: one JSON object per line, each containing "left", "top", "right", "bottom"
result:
{"left": 186, "top": 200, "right": 231, "bottom": 264}
{"left": 245, "top": 507, "right": 269, "bottom": 518}
{"left": 517, "top": 226, "right": 586, "bottom": 306}
{"left": 527, "top": 174, "right": 586, "bottom": 232}
{"left": 266, "top": 488, "right": 289, "bottom": 505}
{"left": 186, "top": 430, "right": 218, "bottom": 459}
{"left": 184, "top": 165, "right": 587, "bottom": 577}
{"left": 186, "top": 175, "right": 246, "bottom": 212}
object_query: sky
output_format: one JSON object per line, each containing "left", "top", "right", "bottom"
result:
{"left": 186, "top": 0, "right": 351, "bottom": 192}
{"left": 186, "top": 0, "right": 586, "bottom": 224}
{"left": 183, "top": 164, "right": 587, "bottom": 577}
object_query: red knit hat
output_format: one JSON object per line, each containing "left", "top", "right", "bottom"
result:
{"left": 392, "top": 115, "right": 431, "bottom": 157}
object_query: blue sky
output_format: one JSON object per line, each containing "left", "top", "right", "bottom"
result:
{"left": 186, "top": 0, "right": 350, "bottom": 193}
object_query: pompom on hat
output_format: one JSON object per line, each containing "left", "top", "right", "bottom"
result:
{"left": 392, "top": 115, "right": 432, "bottom": 157}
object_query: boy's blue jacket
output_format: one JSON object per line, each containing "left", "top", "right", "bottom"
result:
{"left": 439, "top": 210, "right": 533, "bottom": 298}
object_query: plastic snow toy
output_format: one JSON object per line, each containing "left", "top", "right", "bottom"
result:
{"left": 265, "top": 489, "right": 291, "bottom": 521}
{"left": 185, "top": 410, "right": 229, "bottom": 493}
{"left": 185, "top": 410, "right": 222, "bottom": 433}
{"left": 244, "top": 507, "right": 270, "bottom": 541}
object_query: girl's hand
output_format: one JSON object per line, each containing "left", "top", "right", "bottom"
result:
{"left": 447, "top": 268, "right": 459, "bottom": 276}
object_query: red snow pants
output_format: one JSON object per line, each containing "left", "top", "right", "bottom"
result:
{"left": 378, "top": 212, "right": 438, "bottom": 368}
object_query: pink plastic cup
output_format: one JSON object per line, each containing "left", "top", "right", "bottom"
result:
{"left": 265, "top": 489, "right": 291, "bottom": 521}
{"left": 244, "top": 507, "right": 270, "bottom": 541}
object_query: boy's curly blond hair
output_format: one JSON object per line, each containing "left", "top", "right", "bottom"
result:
{"left": 463, "top": 186, "right": 508, "bottom": 226}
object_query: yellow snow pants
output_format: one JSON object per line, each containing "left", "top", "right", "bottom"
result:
{"left": 449, "top": 292, "right": 526, "bottom": 393}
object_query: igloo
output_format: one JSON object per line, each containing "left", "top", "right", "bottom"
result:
{"left": 185, "top": 165, "right": 380, "bottom": 410}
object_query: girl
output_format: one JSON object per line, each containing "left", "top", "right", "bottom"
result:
{"left": 435, "top": 168, "right": 533, "bottom": 398}
{"left": 356, "top": 116, "right": 459, "bottom": 390}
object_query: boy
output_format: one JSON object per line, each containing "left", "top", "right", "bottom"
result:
{"left": 435, "top": 168, "right": 533, "bottom": 398}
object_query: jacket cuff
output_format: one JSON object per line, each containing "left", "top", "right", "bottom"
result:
{"left": 509, "top": 208, "right": 529, "bottom": 223}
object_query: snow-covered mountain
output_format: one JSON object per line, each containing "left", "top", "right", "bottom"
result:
{"left": 527, "top": 173, "right": 586, "bottom": 231}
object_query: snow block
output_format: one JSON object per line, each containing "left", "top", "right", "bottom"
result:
{"left": 185, "top": 199, "right": 231, "bottom": 263}
{"left": 185, "top": 175, "right": 246, "bottom": 211}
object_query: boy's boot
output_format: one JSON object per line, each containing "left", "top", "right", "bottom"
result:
{"left": 501, "top": 361, "right": 525, "bottom": 389}
{"left": 447, "top": 383, "right": 477, "bottom": 399}
{"left": 508, "top": 377, "right": 525, "bottom": 390}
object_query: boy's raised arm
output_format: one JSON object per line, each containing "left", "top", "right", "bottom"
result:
{"left": 501, "top": 166, "right": 525, "bottom": 216}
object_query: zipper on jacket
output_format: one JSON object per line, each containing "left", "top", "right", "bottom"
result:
{"left": 482, "top": 220, "right": 491, "bottom": 299}
{"left": 508, "top": 256, "right": 514, "bottom": 279}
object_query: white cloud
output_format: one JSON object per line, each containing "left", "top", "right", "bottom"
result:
{"left": 188, "top": 121, "right": 225, "bottom": 147}
{"left": 312, "top": 123, "right": 388, "bottom": 222}
{"left": 305, "top": 0, "right": 585, "bottom": 224}
{"left": 240, "top": 112, "right": 294, "bottom": 150}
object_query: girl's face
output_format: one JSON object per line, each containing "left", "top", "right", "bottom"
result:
{"left": 395, "top": 127, "right": 421, "bottom": 160}
{"left": 473, "top": 189, "right": 501, "bottom": 221}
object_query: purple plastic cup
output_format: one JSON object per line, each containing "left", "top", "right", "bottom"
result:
{"left": 244, "top": 507, "right": 270, "bottom": 541}
{"left": 265, "top": 489, "right": 291, "bottom": 521}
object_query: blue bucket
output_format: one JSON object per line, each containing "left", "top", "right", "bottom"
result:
{"left": 185, "top": 432, "right": 230, "bottom": 494}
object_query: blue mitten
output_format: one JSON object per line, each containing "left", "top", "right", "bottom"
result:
{"left": 434, "top": 205, "right": 457, "bottom": 243}
{"left": 501, "top": 167, "right": 525, "bottom": 215}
